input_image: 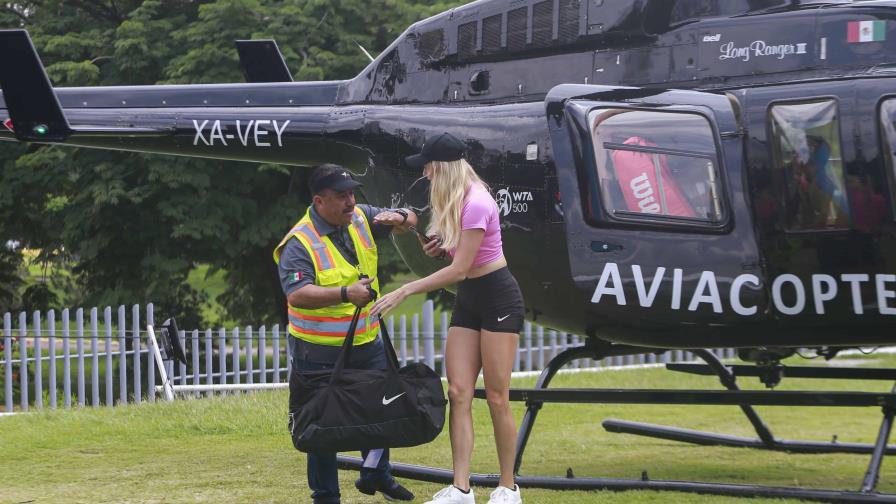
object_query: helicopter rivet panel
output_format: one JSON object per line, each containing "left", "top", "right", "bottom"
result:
{"left": 50, "top": 82, "right": 339, "bottom": 109}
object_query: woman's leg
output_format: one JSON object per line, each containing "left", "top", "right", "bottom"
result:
{"left": 480, "top": 329, "right": 520, "bottom": 489}
{"left": 445, "top": 326, "right": 482, "bottom": 490}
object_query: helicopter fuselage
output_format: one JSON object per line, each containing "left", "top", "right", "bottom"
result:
{"left": 2, "top": 0, "right": 895, "bottom": 347}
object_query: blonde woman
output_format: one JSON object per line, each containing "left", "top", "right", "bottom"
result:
{"left": 371, "top": 133, "right": 524, "bottom": 504}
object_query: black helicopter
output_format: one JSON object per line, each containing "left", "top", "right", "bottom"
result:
{"left": 3, "top": 0, "right": 896, "bottom": 501}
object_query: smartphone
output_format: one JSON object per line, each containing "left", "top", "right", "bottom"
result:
{"left": 408, "top": 226, "right": 434, "bottom": 243}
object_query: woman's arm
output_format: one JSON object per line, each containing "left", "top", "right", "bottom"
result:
{"left": 370, "top": 228, "right": 484, "bottom": 315}
{"left": 406, "top": 228, "right": 483, "bottom": 293}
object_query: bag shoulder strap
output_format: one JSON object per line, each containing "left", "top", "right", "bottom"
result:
{"left": 377, "top": 315, "right": 400, "bottom": 370}
{"left": 329, "top": 305, "right": 363, "bottom": 382}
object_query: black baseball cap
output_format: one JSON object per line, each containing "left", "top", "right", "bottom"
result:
{"left": 405, "top": 132, "right": 467, "bottom": 169}
{"left": 309, "top": 163, "right": 362, "bottom": 194}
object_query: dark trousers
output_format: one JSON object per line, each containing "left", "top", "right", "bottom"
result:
{"left": 289, "top": 336, "right": 394, "bottom": 504}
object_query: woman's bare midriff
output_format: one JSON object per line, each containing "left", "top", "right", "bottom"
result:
{"left": 466, "top": 255, "right": 508, "bottom": 279}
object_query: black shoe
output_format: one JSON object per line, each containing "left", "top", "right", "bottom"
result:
{"left": 355, "top": 478, "right": 415, "bottom": 502}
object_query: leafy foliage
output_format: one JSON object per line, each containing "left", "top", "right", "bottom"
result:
{"left": 0, "top": 0, "right": 463, "bottom": 326}
{"left": 0, "top": 246, "right": 23, "bottom": 314}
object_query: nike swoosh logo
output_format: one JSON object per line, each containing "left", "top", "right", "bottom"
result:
{"left": 382, "top": 392, "right": 406, "bottom": 405}
{"left": 498, "top": 314, "right": 511, "bottom": 322}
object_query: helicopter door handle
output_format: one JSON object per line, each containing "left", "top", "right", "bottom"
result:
{"left": 591, "top": 241, "right": 623, "bottom": 253}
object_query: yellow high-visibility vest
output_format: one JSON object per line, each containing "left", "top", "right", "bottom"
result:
{"left": 273, "top": 207, "right": 380, "bottom": 346}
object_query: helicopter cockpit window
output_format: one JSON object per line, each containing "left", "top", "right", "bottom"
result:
{"left": 588, "top": 109, "right": 724, "bottom": 224}
{"left": 769, "top": 100, "right": 850, "bottom": 230}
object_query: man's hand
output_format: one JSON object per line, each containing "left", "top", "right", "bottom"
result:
{"left": 346, "top": 277, "right": 375, "bottom": 307}
{"left": 372, "top": 211, "right": 406, "bottom": 226}
{"left": 373, "top": 209, "right": 415, "bottom": 235}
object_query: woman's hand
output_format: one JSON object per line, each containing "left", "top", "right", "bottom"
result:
{"left": 419, "top": 234, "right": 448, "bottom": 258}
{"left": 370, "top": 286, "right": 410, "bottom": 317}
{"left": 372, "top": 211, "right": 405, "bottom": 226}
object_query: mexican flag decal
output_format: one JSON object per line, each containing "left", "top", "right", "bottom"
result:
{"left": 848, "top": 20, "right": 886, "bottom": 43}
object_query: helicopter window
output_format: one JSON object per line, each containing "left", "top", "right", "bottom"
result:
{"left": 878, "top": 99, "right": 896, "bottom": 221}
{"left": 769, "top": 100, "right": 850, "bottom": 230}
{"left": 588, "top": 109, "right": 724, "bottom": 224}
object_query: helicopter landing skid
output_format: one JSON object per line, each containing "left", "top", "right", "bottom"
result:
{"left": 336, "top": 455, "right": 896, "bottom": 503}
{"left": 604, "top": 350, "right": 896, "bottom": 456}
{"left": 337, "top": 344, "right": 896, "bottom": 502}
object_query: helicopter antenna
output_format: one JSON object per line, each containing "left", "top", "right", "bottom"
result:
{"left": 353, "top": 40, "right": 375, "bottom": 62}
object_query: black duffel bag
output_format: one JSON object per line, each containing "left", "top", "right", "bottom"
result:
{"left": 288, "top": 306, "right": 447, "bottom": 453}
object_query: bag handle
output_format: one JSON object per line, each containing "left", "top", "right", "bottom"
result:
{"left": 329, "top": 304, "right": 363, "bottom": 382}
{"left": 376, "top": 314, "right": 400, "bottom": 371}
{"left": 331, "top": 272, "right": 377, "bottom": 375}
{"left": 331, "top": 309, "right": 404, "bottom": 381}
{"left": 329, "top": 281, "right": 404, "bottom": 383}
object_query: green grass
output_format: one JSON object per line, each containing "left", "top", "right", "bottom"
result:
{"left": 3, "top": 353, "right": 896, "bottom": 503}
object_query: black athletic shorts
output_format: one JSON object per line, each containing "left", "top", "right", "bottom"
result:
{"left": 450, "top": 266, "right": 525, "bottom": 333}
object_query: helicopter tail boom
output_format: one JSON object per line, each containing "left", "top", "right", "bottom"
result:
{"left": 0, "top": 29, "right": 366, "bottom": 168}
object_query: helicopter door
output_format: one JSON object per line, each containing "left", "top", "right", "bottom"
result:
{"left": 546, "top": 85, "right": 763, "bottom": 335}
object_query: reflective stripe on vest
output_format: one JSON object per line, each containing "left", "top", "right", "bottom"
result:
{"left": 288, "top": 307, "right": 380, "bottom": 338}
{"left": 352, "top": 212, "right": 374, "bottom": 250}
{"left": 293, "top": 224, "right": 336, "bottom": 271}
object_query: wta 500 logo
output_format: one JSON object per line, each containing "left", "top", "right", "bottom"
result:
{"left": 496, "top": 187, "right": 533, "bottom": 217}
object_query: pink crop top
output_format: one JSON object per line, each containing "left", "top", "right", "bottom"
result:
{"left": 448, "top": 184, "right": 504, "bottom": 267}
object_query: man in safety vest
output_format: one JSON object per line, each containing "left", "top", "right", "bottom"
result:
{"left": 274, "top": 163, "right": 418, "bottom": 504}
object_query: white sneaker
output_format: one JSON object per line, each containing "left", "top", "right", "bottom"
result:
{"left": 487, "top": 485, "right": 521, "bottom": 504}
{"left": 424, "top": 485, "right": 476, "bottom": 504}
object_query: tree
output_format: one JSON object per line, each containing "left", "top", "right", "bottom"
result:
{"left": 0, "top": 0, "right": 465, "bottom": 326}
{"left": 0, "top": 245, "right": 23, "bottom": 314}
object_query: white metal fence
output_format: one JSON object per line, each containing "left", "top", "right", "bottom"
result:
{"left": 0, "top": 300, "right": 735, "bottom": 412}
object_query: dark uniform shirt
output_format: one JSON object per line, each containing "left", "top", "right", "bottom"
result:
{"left": 278, "top": 204, "right": 394, "bottom": 296}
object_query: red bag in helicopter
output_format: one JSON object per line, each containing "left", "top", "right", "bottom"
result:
{"left": 611, "top": 136, "right": 696, "bottom": 218}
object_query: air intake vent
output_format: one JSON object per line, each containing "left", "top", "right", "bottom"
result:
{"left": 507, "top": 7, "right": 528, "bottom": 52}
{"left": 482, "top": 14, "right": 503, "bottom": 54}
{"left": 559, "top": 0, "right": 580, "bottom": 44}
{"left": 417, "top": 29, "right": 445, "bottom": 62}
{"left": 532, "top": 1, "right": 554, "bottom": 47}
{"left": 458, "top": 21, "right": 478, "bottom": 59}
